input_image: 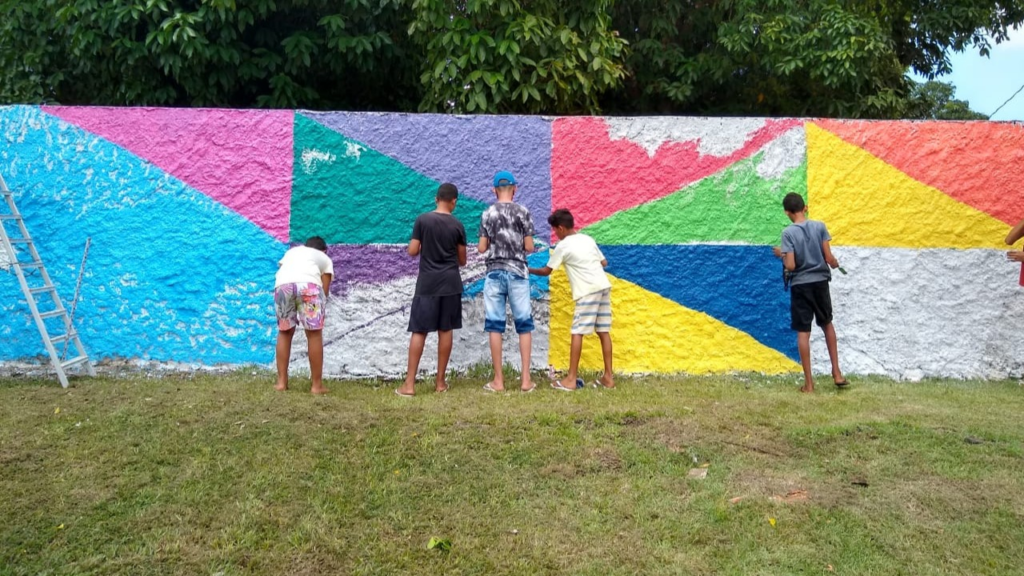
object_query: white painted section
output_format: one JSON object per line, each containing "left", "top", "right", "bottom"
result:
{"left": 605, "top": 117, "right": 768, "bottom": 157}
{"left": 756, "top": 126, "right": 806, "bottom": 179}
{"left": 299, "top": 148, "right": 336, "bottom": 174}
{"left": 288, "top": 275, "right": 550, "bottom": 378}
{"left": 811, "top": 247, "right": 1024, "bottom": 379}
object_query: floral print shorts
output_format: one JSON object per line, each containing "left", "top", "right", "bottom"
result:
{"left": 274, "top": 282, "right": 326, "bottom": 331}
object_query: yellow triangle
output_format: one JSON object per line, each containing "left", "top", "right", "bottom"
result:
{"left": 806, "top": 124, "right": 1009, "bottom": 249}
{"left": 549, "top": 273, "right": 799, "bottom": 375}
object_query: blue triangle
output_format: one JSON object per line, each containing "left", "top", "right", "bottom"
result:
{"left": 598, "top": 244, "right": 798, "bottom": 360}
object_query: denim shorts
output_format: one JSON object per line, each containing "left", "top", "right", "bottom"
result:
{"left": 483, "top": 270, "right": 534, "bottom": 334}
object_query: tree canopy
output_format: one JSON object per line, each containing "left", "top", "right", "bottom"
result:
{"left": 908, "top": 81, "right": 989, "bottom": 120}
{"left": 1, "top": 0, "right": 1020, "bottom": 118}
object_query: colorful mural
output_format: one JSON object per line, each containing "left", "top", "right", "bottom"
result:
{"left": 1, "top": 106, "right": 1023, "bottom": 379}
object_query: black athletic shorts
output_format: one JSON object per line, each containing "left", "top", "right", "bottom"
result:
{"left": 408, "top": 294, "right": 463, "bottom": 333}
{"left": 789, "top": 280, "right": 833, "bottom": 332}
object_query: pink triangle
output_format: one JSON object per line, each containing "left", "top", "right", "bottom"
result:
{"left": 552, "top": 117, "right": 801, "bottom": 231}
{"left": 43, "top": 106, "right": 292, "bottom": 242}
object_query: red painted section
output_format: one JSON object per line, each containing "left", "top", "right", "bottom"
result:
{"left": 815, "top": 120, "right": 1024, "bottom": 225}
{"left": 551, "top": 117, "right": 801, "bottom": 232}
{"left": 43, "top": 106, "right": 293, "bottom": 241}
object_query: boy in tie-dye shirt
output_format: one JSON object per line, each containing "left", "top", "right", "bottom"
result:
{"left": 477, "top": 170, "right": 536, "bottom": 393}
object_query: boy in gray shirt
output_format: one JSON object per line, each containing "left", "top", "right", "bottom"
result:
{"left": 773, "top": 193, "right": 848, "bottom": 393}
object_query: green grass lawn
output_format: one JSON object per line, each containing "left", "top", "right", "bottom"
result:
{"left": 2, "top": 370, "right": 1023, "bottom": 575}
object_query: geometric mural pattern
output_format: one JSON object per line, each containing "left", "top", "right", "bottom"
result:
{"left": 2, "top": 105, "right": 1024, "bottom": 379}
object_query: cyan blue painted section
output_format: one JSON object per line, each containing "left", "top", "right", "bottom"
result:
{"left": 601, "top": 244, "right": 798, "bottom": 360}
{"left": 0, "top": 106, "right": 283, "bottom": 364}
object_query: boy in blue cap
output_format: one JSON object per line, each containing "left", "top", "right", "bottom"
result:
{"left": 478, "top": 170, "right": 536, "bottom": 392}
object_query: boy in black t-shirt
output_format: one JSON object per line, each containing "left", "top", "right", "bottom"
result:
{"left": 396, "top": 183, "right": 468, "bottom": 397}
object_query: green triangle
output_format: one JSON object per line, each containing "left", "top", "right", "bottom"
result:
{"left": 291, "top": 114, "right": 488, "bottom": 244}
{"left": 582, "top": 153, "right": 805, "bottom": 245}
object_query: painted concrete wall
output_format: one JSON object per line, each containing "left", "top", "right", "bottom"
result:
{"left": 1, "top": 106, "right": 1022, "bottom": 379}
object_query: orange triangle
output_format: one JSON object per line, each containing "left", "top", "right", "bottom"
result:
{"left": 807, "top": 124, "right": 1009, "bottom": 249}
{"left": 815, "top": 119, "right": 1024, "bottom": 226}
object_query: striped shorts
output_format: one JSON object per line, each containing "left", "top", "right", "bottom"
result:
{"left": 571, "top": 288, "right": 612, "bottom": 335}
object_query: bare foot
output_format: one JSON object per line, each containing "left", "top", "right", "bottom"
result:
{"left": 311, "top": 385, "right": 330, "bottom": 395}
{"left": 483, "top": 381, "right": 504, "bottom": 392}
{"left": 598, "top": 374, "right": 615, "bottom": 388}
{"left": 521, "top": 375, "right": 535, "bottom": 392}
{"left": 274, "top": 381, "right": 288, "bottom": 392}
{"left": 435, "top": 380, "right": 449, "bottom": 393}
{"left": 556, "top": 375, "right": 577, "bottom": 391}
{"left": 799, "top": 385, "right": 814, "bottom": 393}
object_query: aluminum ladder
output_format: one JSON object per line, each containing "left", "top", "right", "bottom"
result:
{"left": 0, "top": 175, "right": 95, "bottom": 387}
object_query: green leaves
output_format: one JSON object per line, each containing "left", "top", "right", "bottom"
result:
{"left": 427, "top": 537, "right": 452, "bottom": 553}
{"left": 410, "top": 0, "right": 627, "bottom": 114}
{"left": 1, "top": 0, "right": 1020, "bottom": 117}
{"left": 602, "top": 0, "right": 1024, "bottom": 118}
{"left": 0, "top": 0, "right": 420, "bottom": 110}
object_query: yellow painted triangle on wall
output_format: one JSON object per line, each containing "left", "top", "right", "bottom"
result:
{"left": 806, "top": 123, "right": 1009, "bottom": 249}
{"left": 549, "top": 273, "right": 799, "bottom": 375}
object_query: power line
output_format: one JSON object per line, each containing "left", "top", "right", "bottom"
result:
{"left": 989, "top": 80, "right": 1024, "bottom": 119}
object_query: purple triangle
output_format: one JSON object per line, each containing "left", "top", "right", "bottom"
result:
{"left": 304, "top": 112, "right": 552, "bottom": 238}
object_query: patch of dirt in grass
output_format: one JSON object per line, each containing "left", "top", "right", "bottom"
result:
{"left": 725, "top": 468, "right": 853, "bottom": 506}
{"left": 629, "top": 416, "right": 702, "bottom": 453}
{"left": 540, "top": 462, "right": 579, "bottom": 479}
{"left": 541, "top": 446, "right": 624, "bottom": 479}
{"left": 587, "top": 446, "right": 623, "bottom": 472}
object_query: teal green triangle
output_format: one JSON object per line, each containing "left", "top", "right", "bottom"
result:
{"left": 583, "top": 153, "right": 805, "bottom": 245}
{"left": 291, "top": 114, "right": 488, "bottom": 244}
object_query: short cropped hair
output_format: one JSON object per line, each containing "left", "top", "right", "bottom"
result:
{"left": 437, "top": 182, "right": 459, "bottom": 201}
{"left": 782, "top": 193, "right": 806, "bottom": 213}
{"left": 305, "top": 236, "right": 328, "bottom": 252}
{"left": 548, "top": 209, "right": 575, "bottom": 229}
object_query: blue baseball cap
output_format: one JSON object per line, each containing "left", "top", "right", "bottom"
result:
{"left": 493, "top": 171, "right": 517, "bottom": 187}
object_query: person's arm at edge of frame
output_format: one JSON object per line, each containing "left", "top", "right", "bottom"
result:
{"left": 1005, "top": 218, "right": 1024, "bottom": 261}
{"left": 458, "top": 244, "right": 467, "bottom": 266}
{"left": 1006, "top": 218, "right": 1024, "bottom": 246}
{"left": 321, "top": 273, "right": 332, "bottom": 297}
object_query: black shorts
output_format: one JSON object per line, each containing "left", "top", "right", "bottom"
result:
{"left": 408, "top": 294, "right": 463, "bottom": 333}
{"left": 790, "top": 281, "right": 833, "bottom": 332}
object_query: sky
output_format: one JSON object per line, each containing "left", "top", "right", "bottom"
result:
{"left": 922, "top": 27, "right": 1024, "bottom": 121}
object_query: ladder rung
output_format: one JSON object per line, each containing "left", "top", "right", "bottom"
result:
{"left": 39, "top": 308, "right": 67, "bottom": 319}
{"left": 61, "top": 356, "right": 90, "bottom": 369}
{"left": 0, "top": 214, "right": 21, "bottom": 221}
{"left": 8, "top": 238, "right": 31, "bottom": 244}
{"left": 17, "top": 262, "right": 42, "bottom": 269}
{"left": 28, "top": 284, "right": 56, "bottom": 295}
{"left": 49, "top": 333, "right": 76, "bottom": 345}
